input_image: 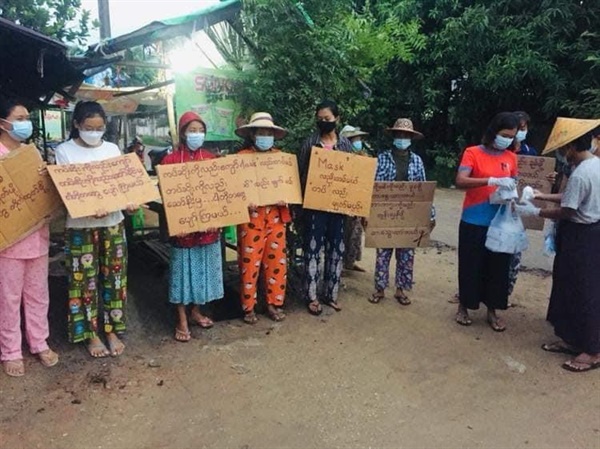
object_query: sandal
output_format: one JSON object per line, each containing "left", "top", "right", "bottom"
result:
{"left": 351, "top": 264, "right": 366, "bottom": 273}
{"left": 562, "top": 358, "right": 600, "bottom": 373}
{"left": 369, "top": 292, "right": 384, "bottom": 304}
{"left": 455, "top": 310, "right": 472, "bottom": 326}
{"left": 243, "top": 311, "right": 259, "bottom": 325}
{"left": 307, "top": 300, "right": 322, "bottom": 316}
{"left": 394, "top": 292, "right": 411, "bottom": 306}
{"left": 191, "top": 314, "right": 214, "bottom": 329}
{"left": 38, "top": 349, "right": 59, "bottom": 368}
{"left": 487, "top": 317, "right": 506, "bottom": 332}
{"left": 267, "top": 306, "right": 286, "bottom": 322}
{"left": 324, "top": 300, "right": 342, "bottom": 312}
{"left": 541, "top": 341, "right": 579, "bottom": 356}
{"left": 2, "top": 359, "right": 25, "bottom": 377}
{"left": 174, "top": 327, "right": 191, "bottom": 342}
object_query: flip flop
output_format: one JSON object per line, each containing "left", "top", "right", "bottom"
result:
{"left": 455, "top": 311, "right": 472, "bottom": 326}
{"left": 369, "top": 293, "right": 384, "bottom": 304}
{"left": 541, "top": 342, "right": 579, "bottom": 356}
{"left": 562, "top": 359, "right": 600, "bottom": 373}
{"left": 487, "top": 318, "right": 506, "bottom": 332}
{"left": 324, "top": 301, "right": 342, "bottom": 312}
{"left": 267, "top": 308, "right": 286, "bottom": 322}
{"left": 307, "top": 300, "right": 322, "bottom": 316}
{"left": 243, "top": 311, "right": 259, "bottom": 325}
{"left": 38, "top": 349, "right": 59, "bottom": 368}
{"left": 351, "top": 264, "right": 367, "bottom": 273}
{"left": 2, "top": 359, "right": 25, "bottom": 377}
{"left": 191, "top": 315, "right": 214, "bottom": 329}
{"left": 394, "top": 293, "right": 411, "bottom": 306}
{"left": 174, "top": 327, "right": 191, "bottom": 342}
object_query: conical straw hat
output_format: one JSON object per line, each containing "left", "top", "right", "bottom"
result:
{"left": 542, "top": 117, "right": 600, "bottom": 154}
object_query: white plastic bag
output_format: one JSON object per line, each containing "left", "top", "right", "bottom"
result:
{"left": 543, "top": 221, "right": 557, "bottom": 257}
{"left": 489, "top": 185, "right": 518, "bottom": 204}
{"left": 485, "top": 203, "right": 529, "bottom": 254}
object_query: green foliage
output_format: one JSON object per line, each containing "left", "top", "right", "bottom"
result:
{"left": 234, "top": 0, "right": 598, "bottom": 185}
{"left": 0, "top": 0, "right": 95, "bottom": 46}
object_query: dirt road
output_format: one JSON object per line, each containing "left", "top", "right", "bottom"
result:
{"left": 0, "top": 189, "right": 598, "bottom": 449}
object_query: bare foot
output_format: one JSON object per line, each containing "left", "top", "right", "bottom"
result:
{"left": 267, "top": 304, "right": 286, "bottom": 322}
{"left": 38, "top": 349, "right": 59, "bottom": 367}
{"left": 190, "top": 309, "right": 214, "bottom": 328}
{"left": 87, "top": 337, "right": 110, "bottom": 358}
{"left": 455, "top": 305, "right": 472, "bottom": 326}
{"left": 562, "top": 353, "right": 600, "bottom": 372}
{"left": 3, "top": 359, "right": 25, "bottom": 377}
{"left": 487, "top": 309, "right": 506, "bottom": 332}
{"left": 106, "top": 333, "right": 125, "bottom": 357}
{"left": 175, "top": 326, "right": 191, "bottom": 342}
{"left": 351, "top": 264, "right": 366, "bottom": 272}
{"left": 243, "top": 310, "right": 259, "bottom": 324}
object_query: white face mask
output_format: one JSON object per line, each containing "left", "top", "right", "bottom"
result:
{"left": 79, "top": 130, "right": 104, "bottom": 146}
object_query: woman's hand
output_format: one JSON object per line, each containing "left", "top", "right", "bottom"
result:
{"left": 37, "top": 163, "right": 48, "bottom": 176}
{"left": 276, "top": 201, "right": 287, "bottom": 207}
{"left": 248, "top": 203, "right": 258, "bottom": 212}
{"left": 205, "top": 227, "right": 218, "bottom": 233}
{"left": 125, "top": 202, "right": 140, "bottom": 214}
{"left": 94, "top": 208, "right": 109, "bottom": 219}
{"left": 546, "top": 172, "right": 557, "bottom": 184}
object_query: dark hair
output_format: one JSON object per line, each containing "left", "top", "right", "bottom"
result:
{"left": 482, "top": 112, "right": 519, "bottom": 146}
{"left": 513, "top": 111, "right": 531, "bottom": 125}
{"left": 69, "top": 101, "right": 107, "bottom": 139}
{"left": 591, "top": 126, "right": 600, "bottom": 137}
{"left": 570, "top": 131, "right": 592, "bottom": 153}
{"left": 315, "top": 99, "right": 339, "bottom": 118}
{"left": 0, "top": 97, "right": 28, "bottom": 136}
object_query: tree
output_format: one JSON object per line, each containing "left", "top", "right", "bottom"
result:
{"left": 0, "top": 0, "right": 94, "bottom": 46}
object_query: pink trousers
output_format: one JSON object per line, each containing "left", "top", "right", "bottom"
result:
{"left": 0, "top": 256, "right": 50, "bottom": 361}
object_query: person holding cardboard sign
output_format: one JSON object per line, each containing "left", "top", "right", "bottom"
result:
{"left": 0, "top": 97, "right": 59, "bottom": 377}
{"left": 56, "top": 101, "right": 139, "bottom": 358}
{"left": 235, "top": 112, "right": 290, "bottom": 324}
{"left": 297, "top": 100, "right": 353, "bottom": 315}
{"left": 340, "top": 125, "right": 370, "bottom": 273}
{"left": 455, "top": 112, "right": 519, "bottom": 332}
{"left": 369, "top": 118, "right": 434, "bottom": 306}
{"left": 159, "top": 111, "right": 224, "bottom": 342}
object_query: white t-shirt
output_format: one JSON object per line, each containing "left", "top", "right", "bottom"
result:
{"left": 55, "top": 139, "right": 125, "bottom": 229}
{"left": 561, "top": 156, "right": 600, "bottom": 224}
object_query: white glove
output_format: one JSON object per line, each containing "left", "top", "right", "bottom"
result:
{"left": 515, "top": 203, "right": 541, "bottom": 217}
{"left": 488, "top": 177, "right": 516, "bottom": 190}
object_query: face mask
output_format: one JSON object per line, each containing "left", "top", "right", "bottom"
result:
{"left": 352, "top": 140, "right": 363, "bottom": 152}
{"left": 79, "top": 130, "right": 104, "bottom": 146}
{"left": 186, "top": 132, "right": 205, "bottom": 151}
{"left": 515, "top": 130, "right": 527, "bottom": 142}
{"left": 3, "top": 120, "right": 33, "bottom": 141}
{"left": 393, "top": 138, "right": 411, "bottom": 150}
{"left": 493, "top": 135, "right": 513, "bottom": 150}
{"left": 317, "top": 120, "right": 336, "bottom": 134}
{"left": 255, "top": 135, "right": 274, "bottom": 151}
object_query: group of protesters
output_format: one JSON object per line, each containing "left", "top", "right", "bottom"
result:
{"left": 0, "top": 95, "right": 598, "bottom": 378}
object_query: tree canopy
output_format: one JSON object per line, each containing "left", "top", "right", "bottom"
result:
{"left": 0, "top": 0, "right": 94, "bottom": 46}
{"left": 235, "top": 0, "right": 600, "bottom": 184}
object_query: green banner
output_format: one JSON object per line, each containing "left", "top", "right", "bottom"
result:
{"left": 175, "top": 67, "right": 242, "bottom": 142}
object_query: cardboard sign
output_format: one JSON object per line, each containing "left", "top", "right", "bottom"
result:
{"left": 48, "top": 153, "right": 160, "bottom": 219}
{"left": 238, "top": 152, "right": 303, "bottom": 206}
{"left": 0, "top": 144, "right": 61, "bottom": 251}
{"left": 156, "top": 157, "right": 252, "bottom": 235}
{"left": 365, "top": 181, "right": 436, "bottom": 248}
{"left": 517, "top": 155, "right": 555, "bottom": 230}
{"left": 303, "top": 148, "right": 377, "bottom": 217}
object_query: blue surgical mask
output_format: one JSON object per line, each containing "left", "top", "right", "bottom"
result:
{"left": 515, "top": 130, "right": 527, "bottom": 142}
{"left": 393, "top": 138, "right": 411, "bottom": 150}
{"left": 493, "top": 135, "right": 513, "bottom": 150}
{"left": 352, "top": 140, "right": 363, "bottom": 151}
{"left": 255, "top": 135, "right": 274, "bottom": 151}
{"left": 186, "top": 132, "right": 205, "bottom": 151}
{"left": 5, "top": 120, "right": 33, "bottom": 141}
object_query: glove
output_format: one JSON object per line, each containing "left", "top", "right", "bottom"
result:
{"left": 488, "top": 177, "right": 516, "bottom": 190}
{"left": 515, "top": 203, "right": 541, "bottom": 217}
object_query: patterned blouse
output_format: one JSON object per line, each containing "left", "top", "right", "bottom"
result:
{"left": 375, "top": 149, "right": 436, "bottom": 220}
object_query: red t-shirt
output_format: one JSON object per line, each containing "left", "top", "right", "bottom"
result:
{"left": 458, "top": 145, "right": 518, "bottom": 226}
{"left": 160, "top": 148, "right": 220, "bottom": 248}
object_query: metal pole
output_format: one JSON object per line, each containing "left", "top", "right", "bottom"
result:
{"left": 98, "top": 0, "right": 112, "bottom": 39}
